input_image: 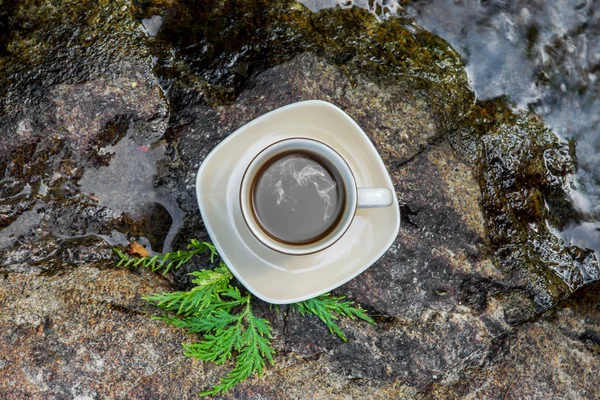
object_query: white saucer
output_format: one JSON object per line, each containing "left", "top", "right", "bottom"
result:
{"left": 195, "top": 100, "right": 400, "bottom": 304}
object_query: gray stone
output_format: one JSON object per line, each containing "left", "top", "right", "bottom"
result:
{"left": 0, "top": 0, "right": 598, "bottom": 399}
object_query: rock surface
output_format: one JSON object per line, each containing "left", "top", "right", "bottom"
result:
{"left": 1, "top": 0, "right": 599, "bottom": 399}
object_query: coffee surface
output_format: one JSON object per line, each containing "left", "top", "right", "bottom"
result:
{"left": 252, "top": 152, "right": 344, "bottom": 244}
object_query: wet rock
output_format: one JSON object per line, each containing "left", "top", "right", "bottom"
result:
{"left": 1, "top": 70, "right": 166, "bottom": 182}
{"left": 0, "top": 0, "right": 173, "bottom": 269}
{"left": 421, "top": 282, "right": 600, "bottom": 399}
{"left": 344, "top": 142, "right": 495, "bottom": 318}
{"left": 0, "top": 266, "right": 207, "bottom": 399}
{"left": 163, "top": 48, "right": 584, "bottom": 397}
{"left": 0, "top": 0, "right": 599, "bottom": 399}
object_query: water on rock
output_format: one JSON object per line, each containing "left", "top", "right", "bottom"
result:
{"left": 0, "top": 0, "right": 599, "bottom": 398}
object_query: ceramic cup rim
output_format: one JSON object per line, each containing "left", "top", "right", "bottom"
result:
{"left": 240, "top": 137, "right": 358, "bottom": 256}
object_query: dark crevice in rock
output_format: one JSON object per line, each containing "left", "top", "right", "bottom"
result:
{"left": 399, "top": 203, "right": 420, "bottom": 229}
{"left": 578, "top": 330, "right": 600, "bottom": 347}
{"left": 103, "top": 302, "right": 151, "bottom": 317}
{"left": 391, "top": 133, "right": 446, "bottom": 170}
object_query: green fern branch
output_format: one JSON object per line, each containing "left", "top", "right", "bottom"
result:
{"left": 290, "top": 293, "right": 375, "bottom": 342}
{"left": 153, "top": 280, "right": 274, "bottom": 396}
{"left": 114, "top": 239, "right": 217, "bottom": 275}
{"left": 116, "top": 238, "right": 374, "bottom": 397}
{"left": 143, "top": 263, "right": 233, "bottom": 315}
{"left": 199, "top": 304, "right": 274, "bottom": 397}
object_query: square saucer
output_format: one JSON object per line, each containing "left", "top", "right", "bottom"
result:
{"left": 196, "top": 100, "right": 400, "bottom": 304}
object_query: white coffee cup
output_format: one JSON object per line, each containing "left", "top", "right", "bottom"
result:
{"left": 240, "top": 138, "right": 393, "bottom": 255}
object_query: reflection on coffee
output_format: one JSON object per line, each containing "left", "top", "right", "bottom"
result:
{"left": 252, "top": 152, "right": 345, "bottom": 244}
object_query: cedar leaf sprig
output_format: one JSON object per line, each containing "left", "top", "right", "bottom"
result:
{"left": 115, "top": 239, "right": 217, "bottom": 275}
{"left": 147, "top": 277, "right": 274, "bottom": 397}
{"left": 289, "top": 293, "right": 375, "bottom": 341}
{"left": 115, "top": 239, "right": 375, "bottom": 397}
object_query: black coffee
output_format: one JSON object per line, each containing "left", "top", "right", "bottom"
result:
{"left": 251, "top": 152, "right": 345, "bottom": 244}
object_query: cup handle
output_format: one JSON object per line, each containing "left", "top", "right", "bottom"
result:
{"left": 357, "top": 188, "right": 394, "bottom": 208}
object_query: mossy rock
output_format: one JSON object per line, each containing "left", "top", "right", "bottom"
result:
{"left": 0, "top": 0, "right": 598, "bottom": 398}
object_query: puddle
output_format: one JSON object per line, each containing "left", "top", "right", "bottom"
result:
{"left": 78, "top": 137, "right": 185, "bottom": 253}
{"left": 559, "top": 221, "right": 600, "bottom": 260}
{"left": 142, "top": 15, "right": 164, "bottom": 37}
{"left": 299, "top": 0, "right": 401, "bottom": 19}
{"left": 0, "top": 179, "right": 32, "bottom": 200}
{"left": 0, "top": 204, "right": 43, "bottom": 250}
{"left": 404, "top": 0, "right": 600, "bottom": 262}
